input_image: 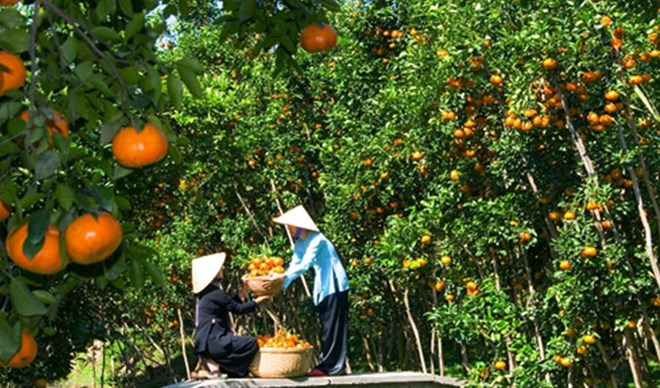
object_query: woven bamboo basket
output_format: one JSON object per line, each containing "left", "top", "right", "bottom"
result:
{"left": 243, "top": 275, "right": 283, "bottom": 296}
{"left": 249, "top": 346, "right": 314, "bottom": 378}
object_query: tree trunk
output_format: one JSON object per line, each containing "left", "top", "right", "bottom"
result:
{"left": 177, "top": 308, "right": 191, "bottom": 380}
{"left": 403, "top": 288, "right": 427, "bottom": 373}
{"left": 438, "top": 336, "right": 445, "bottom": 376}
{"left": 624, "top": 330, "right": 645, "bottom": 388}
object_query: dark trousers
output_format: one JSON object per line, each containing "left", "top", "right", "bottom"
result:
{"left": 316, "top": 290, "right": 349, "bottom": 375}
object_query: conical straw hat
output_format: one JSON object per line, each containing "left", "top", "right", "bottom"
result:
{"left": 273, "top": 205, "right": 320, "bottom": 232}
{"left": 191, "top": 252, "right": 226, "bottom": 293}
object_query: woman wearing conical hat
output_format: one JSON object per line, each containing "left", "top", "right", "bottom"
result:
{"left": 191, "top": 252, "right": 271, "bottom": 378}
{"left": 269, "top": 205, "right": 350, "bottom": 377}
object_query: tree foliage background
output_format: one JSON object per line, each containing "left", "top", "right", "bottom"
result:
{"left": 2, "top": 0, "right": 660, "bottom": 387}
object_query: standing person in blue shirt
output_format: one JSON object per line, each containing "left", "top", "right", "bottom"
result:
{"left": 268, "top": 205, "right": 350, "bottom": 377}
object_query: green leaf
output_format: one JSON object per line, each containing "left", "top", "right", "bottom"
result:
{"left": 0, "top": 101, "right": 22, "bottom": 120}
{"left": 61, "top": 37, "right": 78, "bottom": 64}
{"left": 55, "top": 275, "right": 83, "bottom": 295}
{"left": 176, "top": 57, "right": 204, "bottom": 74}
{"left": 117, "top": 66, "right": 140, "bottom": 85}
{"left": 91, "top": 26, "right": 121, "bottom": 42}
{"left": 100, "top": 120, "right": 122, "bottom": 145}
{"left": 141, "top": 259, "right": 165, "bottom": 286}
{"left": 0, "top": 321, "right": 21, "bottom": 364}
{"left": 125, "top": 13, "right": 145, "bottom": 40}
{"left": 118, "top": 0, "right": 134, "bottom": 16}
{"left": 35, "top": 150, "right": 60, "bottom": 180}
{"left": 239, "top": 0, "right": 256, "bottom": 21}
{"left": 95, "top": 0, "right": 116, "bottom": 20}
{"left": 278, "top": 35, "right": 297, "bottom": 54}
{"left": 55, "top": 183, "right": 75, "bottom": 210}
{"left": 96, "top": 275, "right": 109, "bottom": 289}
{"left": 113, "top": 165, "right": 133, "bottom": 180}
{"left": 10, "top": 277, "right": 48, "bottom": 317}
{"left": 32, "top": 290, "right": 57, "bottom": 305}
{"left": 0, "top": 179, "right": 18, "bottom": 203}
{"left": 178, "top": 67, "right": 204, "bottom": 99}
{"left": 167, "top": 75, "right": 183, "bottom": 110}
{"left": 0, "top": 29, "right": 29, "bottom": 53}
{"left": 92, "top": 186, "right": 115, "bottom": 212}
{"left": 319, "top": 0, "right": 341, "bottom": 12}
{"left": 74, "top": 61, "right": 94, "bottom": 83}
{"left": 18, "top": 192, "right": 45, "bottom": 209}
{"left": 128, "top": 259, "right": 145, "bottom": 288}
{"left": 26, "top": 209, "right": 49, "bottom": 244}
{"left": 104, "top": 253, "right": 127, "bottom": 281}
{"left": 140, "top": 68, "right": 160, "bottom": 91}
{"left": 179, "top": 0, "right": 190, "bottom": 17}
{"left": 88, "top": 74, "right": 113, "bottom": 96}
{"left": 0, "top": 8, "right": 23, "bottom": 29}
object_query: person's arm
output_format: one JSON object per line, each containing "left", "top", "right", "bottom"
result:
{"left": 236, "top": 277, "right": 249, "bottom": 302}
{"left": 282, "top": 237, "right": 322, "bottom": 289}
{"left": 219, "top": 290, "right": 269, "bottom": 314}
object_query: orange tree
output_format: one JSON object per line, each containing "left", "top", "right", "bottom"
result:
{"left": 114, "top": 0, "right": 660, "bottom": 386}
{"left": 1, "top": 0, "right": 343, "bottom": 385}
{"left": 0, "top": 0, "right": 209, "bottom": 384}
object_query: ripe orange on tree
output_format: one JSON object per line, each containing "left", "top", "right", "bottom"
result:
{"left": 112, "top": 124, "right": 169, "bottom": 168}
{"left": 0, "top": 196, "right": 11, "bottom": 221}
{"left": 6, "top": 224, "right": 66, "bottom": 275}
{"left": 299, "top": 23, "right": 338, "bottom": 53}
{"left": 420, "top": 234, "right": 432, "bottom": 244}
{"left": 559, "top": 260, "right": 572, "bottom": 270}
{"left": 0, "top": 51, "right": 26, "bottom": 95}
{"left": 65, "top": 212, "right": 123, "bottom": 265}
{"left": 599, "top": 15, "right": 612, "bottom": 26}
{"left": 466, "top": 281, "right": 479, "bottom": 296}
{"left": 440, "top": 255, "right": 452, "bottom": 265}
{"left": 579, "top": 246, "right": 598, "bottom": 258}
{"left": 542, "top": 58, "right": 558, "bottom": 70}
{"left": 434, "top": 280, "right": 446, "bottom": 291}
{"left": 582, "top": 334, "right": 597, "bottom": 344}
{"left": 604, "top": 90, "right": 620, "bottom": 101}
{"left": 494, "top": 360, "right": 507, "bottom": 370}
{"left": 586, "top": 201, "right": 602, "bottom": 211}
{"left": 489, "top": 74, "right": 503, "bottom": 85}
{"left": 19, "top": 110, "right": 69, "bottom": 145}
{"left": 442, "top": 111, "right": 456, "bottom": 120}
{"left": 519, "top": 231, "right": 532, "bottom": 242}
{"left": 411, "top": 150, "right": 424, "bottom": 161}
{"left": 0, "top": 0, "right": 21, "bottom": 5}
{"left": 0, "top": 330, "right": 37, "bottom": 368}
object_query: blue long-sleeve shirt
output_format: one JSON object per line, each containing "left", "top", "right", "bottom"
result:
{"left": 283, "top": 232, "right": 349, "bottom": 305}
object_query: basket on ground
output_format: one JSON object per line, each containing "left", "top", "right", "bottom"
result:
{"left": 243, "top": 275, "right": 283, "bottom": 296}
{"left": 249, "top": 346, "right": 314, "bottom": 378}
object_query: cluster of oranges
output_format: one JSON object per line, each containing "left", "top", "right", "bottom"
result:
{"left": 257, "top": 329, "right": 312, "bottom": 349}
{"left": 247, "top": 256, "right": 285, "bottom": 278}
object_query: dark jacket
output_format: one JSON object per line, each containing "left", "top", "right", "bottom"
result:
{"left": 193, "top": 285, "right": 257, "bottom": 356}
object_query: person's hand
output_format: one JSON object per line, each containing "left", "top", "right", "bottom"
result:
{"left": 262, "top": 273, "right": 286, "bottom": 290}
{"left": 255, "top": 295, "right": 272, "bottom": 304}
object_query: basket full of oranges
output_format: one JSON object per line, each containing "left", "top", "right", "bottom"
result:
{"left": 243, "top": 256, "right": 285, "bottom": 296}
{"left": 249, "top": 330, "right": 314, "bottom": 378}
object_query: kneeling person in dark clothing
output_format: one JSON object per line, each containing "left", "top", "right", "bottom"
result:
{"left": 192, "top": 253, "right": 271, "bottom": 378}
